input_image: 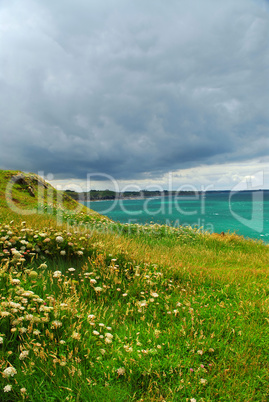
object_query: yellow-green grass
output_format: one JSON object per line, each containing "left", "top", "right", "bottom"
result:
{"left": 0, "top": 170, "right": 268, "bottom": 401}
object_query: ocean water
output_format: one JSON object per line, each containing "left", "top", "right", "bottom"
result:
{"left": 83, "top": 191, "right": 269, "bottom": 243}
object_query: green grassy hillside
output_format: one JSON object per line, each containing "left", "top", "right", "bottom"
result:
{"left": 0, "top": 170, "right": 98, "bottom": 214}
{"left": 0, "top": 170, "right": 268, "bottom": 401}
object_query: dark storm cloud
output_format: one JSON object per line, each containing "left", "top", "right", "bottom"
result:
{"left": 0, "top": 0, "right": 268, "bottom": 180}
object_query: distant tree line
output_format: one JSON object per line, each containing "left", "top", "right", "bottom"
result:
{"left": 65, "top": 189, "right": 196, "bottom": 201}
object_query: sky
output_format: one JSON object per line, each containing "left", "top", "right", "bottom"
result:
{"left": 0, "top": 0, "right": 268, "bottom": 192}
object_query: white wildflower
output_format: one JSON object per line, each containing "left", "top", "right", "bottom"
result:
{"left": 105, "top": 333, "right": 113, "bottom": 339}
{"left": 116, "top": 367, "right": 125, "bottom": 376}
{"left": 3, "top": 366, "right": 17, "bottom": 378}
{"left": 39, "top": 305, "right": 53, "bottom": 312}
{"left": 19, "top": 350, "right": 29, "bottom": 360}
{"left": 51, "top": 320, "right": 62, "bottom": 328}
{"left": 1, "top": 311, "right": 10, "bottom": 317}
{"left": 4, "top": 384, "right": 12, "bottom": 392}
{"left": 71, "top": 332, "right": 80, "bottom": 340}
{"left": 11, "top": 279, "right": 20, "bottom": 285}
{"left": 21, "top": 291, "right": 34, "bottom": 297}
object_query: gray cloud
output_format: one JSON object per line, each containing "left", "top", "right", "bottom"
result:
{"left": 0, "top": 0, "right": 268, "bottom": 183}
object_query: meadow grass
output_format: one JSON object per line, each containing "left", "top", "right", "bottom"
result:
{"left": 0, "top": 170, "right": 268, "bottom": 401}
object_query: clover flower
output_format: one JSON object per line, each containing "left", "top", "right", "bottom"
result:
{"left": 53, "top": 271, "right": 62, "bottom": 278}
{"left": 56, "top": 236, "right": 64, "bottom": 243}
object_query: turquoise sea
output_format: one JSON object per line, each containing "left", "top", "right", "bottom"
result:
{"left": 84, "top": 191, "right": 269, "bottom": 243}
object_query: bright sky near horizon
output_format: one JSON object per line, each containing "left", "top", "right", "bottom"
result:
{"left": 0, "top": 0, "right": 268, "bottom": 192}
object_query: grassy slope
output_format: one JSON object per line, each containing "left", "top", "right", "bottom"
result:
{"left": 0, "top": 170, "right": 95, "bottom": 213}
{"left": 0, "top": 170, "right": 268, "bottom": 402}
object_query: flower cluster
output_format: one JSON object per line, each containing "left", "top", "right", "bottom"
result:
{"left": 0, "top": 222, "right": 86, "bottom": 267}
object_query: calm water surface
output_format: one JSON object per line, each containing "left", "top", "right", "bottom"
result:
{"left": 83, "top": 191, "right": 269, "bottom": 243}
